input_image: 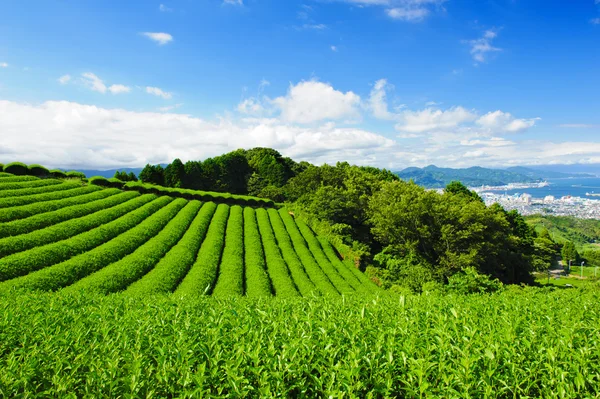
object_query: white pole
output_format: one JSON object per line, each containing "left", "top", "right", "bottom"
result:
{"left": 581, "top": 261, "right": 585, "bottom": 279}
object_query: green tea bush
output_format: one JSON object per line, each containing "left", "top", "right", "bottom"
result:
{"left": 447, "top": 266, "right": 504, "bottom": 294}
{"left": 66, "top": 171, "right": 86, "bottom": 179}
{"left": 0, "top": 185, "right": 105, "bottom": 222}
{"left": 27, "top": 164, "right": 50, "bottom": 177}
{"left": 242, "top": 207, "right": 273, "bottom": 297}
{"left": 0, "top": 192, "right": 147, "bottom": 256}
{"left": 64, "top": 199, "right": 195, "bottom": 294}
{"left": 213, "top": 205, "right": 245, "bottom": 297}
{"left": 0, "top": 196, "right": 173, "bottom": 283}
{"left": 0, "top": 176, "right": 41, "bottom": 187}
{"left": 125, "top": 202, "right": 218, "bottom": 295}
{"left": 271, "top": 209, "right": 338, "bottom": 296}
{"left": 0, "top": 184, "right": 93, "bottom": 209}
{"left": 175, "top": 204, "right": 230, "bottom": 296}
{"left": 49, "top": 169, "right": 67, "bottom": 178}
{"left": 262, "top": 208, "right": 316, "bottom": 297}
{"left": 3, "top": 162, "right": 28, "bottom": 176}
{"left": 0, "top": 181, "right": 80, "bottom": 199}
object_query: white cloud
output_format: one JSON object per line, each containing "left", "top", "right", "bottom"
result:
{"left": 368, "top": 79, "right": 395, "bottom": 120}
{"left": 331, "top": 45, "right": 338, "bottom": 52}
{"left": 0, "top": 62, "right": 8, "bottom": 68}
{"left": 466, "top": 29, "right": 501, "bottom": 63}
{"left": 223, "top": 0, "right": 243, "bottom": 5}
{"left": 591, "top": 18, "right": 600, "bottom": 25}
{"left": 81, "top": 73, "right": 129, "bottom": 95}
{"left": 58, "top": 74, "right": 71, "bottom": 84}
{"left": 476, "top": 110, "right": 538, "bottom": 133}
{"left": 0, "top": 99, "right": 394, "bottom": 169}
{"left": 159, "top": 103, "right": 183, "bottom": 112}
{"left": 108, "top": 84, "right": 131, "bottom": 94}
{"left": 238, "top": 98, "right": 264, "bottom": 114}
{"left": 332, "top": 0, "right": 446, "bottom": 22}
{"left": 301, "top": 23, "right": 327, "bottom": 30}
{"left": 395, "top": 106, "right": 478, "bottom": 133}
{"left": 159, "top": 4, "right": 172, "bottom": 12}
{"left": 272, "top": 80, "right": 361, "bottom": 124}
{"left": 146, "top": 86, "right": 173, "bottom": 99}
{"left": 81, "top": 73, "right": 107, "bottom": 93}
{"left": 141, "top": 32, "right": 173, "bottom": 45}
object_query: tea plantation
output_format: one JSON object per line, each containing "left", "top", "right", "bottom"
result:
{"left": 0, "top": 173, "right": 599, "bottom": 398}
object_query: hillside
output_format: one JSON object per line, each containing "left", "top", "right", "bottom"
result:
{"left": 396, "top": 165, "right": 540, "bottom": 188}
{"left": 0, "top": 174, "right": 377, "bottom": 296}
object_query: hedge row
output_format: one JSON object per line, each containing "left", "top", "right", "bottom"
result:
{"left": 121, "top": 182, "right": 276, "bottom": 208}
{"left": 63, "top": 199, "right": 197, "bottom": 294}
{"left": 0, "top": 186, "right": 107, "bottom": 223}
{"left": 175, "top": 204, "right": 230, "bottom": 296}
{"left": 0, "top": 179, "right": 61, "bottom": 192}
{"left": 0, "top": 196, "right": 173, "bottom": 282}
{"left": 242, "top": 207, "right": 273, "bottom": 298}
{"left": 268, "top": 209, "right": 337, "bottom": 296}
{"left": 0, "top": 198, "right": 183, "bottom": 293}
{"left": 255, "top": 208, "right": 301, "bottom": 298}
{"left": 317, "top": 236, "right": 379, "bottom": 293}
{"left": 0, "top": 181, "right": 82, "bottom": 199}
{"left": 0, "top": 185, "right": 100, "bottom": 210}
{"left": 0, "top": 176, "right": 42, "bottom": 186}
{"left": 0, "top": 162, "right": 86, "bottom": 178}
{"left": 289, "top": 213, "right": 357, "bottom": 294}
{"left": 124, "top": 202, "right": 218, "bottom": 296}
{"left": 0, "top": 193, "right": 149, "bottom": 257}
{"left": 0, "top": 190, "right": 137, "bottom": 239}
{"left": 2, "top": 162, "right": 29, "bottom": 176}
{"left": 212, "top": 206, "right": 245, "bottom": 297}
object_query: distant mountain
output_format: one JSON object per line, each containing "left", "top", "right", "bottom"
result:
{"left": 396, "top": 165, "right": 540, "bottom": 188}
{"left": 517, "top": 164, "right": 600, "bottom": 177}
{"left": 506, "top": 166, "right": 594, "bottom": 179}
{"left": 77, "top": 167, "right": 145, "bottom": 179}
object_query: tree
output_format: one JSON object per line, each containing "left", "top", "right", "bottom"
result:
{"left": 445, "top": 181, "right": 483, "bottom": 203}
{"left": 561, "top": 241, "right": 579, "bottom": 267}
{"left": 164, "top": 158, "right": 185, "bottom": 188}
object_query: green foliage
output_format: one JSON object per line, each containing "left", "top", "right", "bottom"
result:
{"left": 175, "top": 204, "right": 230, "bottom": 296}
{"left": 0, "top": 176, "right": 43, "bottom": 188}
{"left": 64, "top": 199, "right": 196, "bottom": 294}
{"left": 446, "top": 267, "right": 503, "bottom": 294}
{"left": 242, "top": 207, "right": 273, "bottom": 297}
{"left": 255, "top": 208, "right": 300, "bottom": 297}
{"left": 3, "top": 162, "right": 29, "bottom": 176}
{"left": 444, "top": 180, "right": 483, "bottom": 203}
{"left": 125, "top": 202, "right": 218, "bottom": 295}
{"left": 525, "top": 214, "right": 600, "bottom": 247}
{"left": 0, "top": 180, "right": 80, "bottom": 199}
{"left": 66, "top": 171, "right": 86, "bottom": 179}
{"left": 89, "top": 176, "right": 125, "bottom": 189}
{"left": 139, "top": 164, "right": 165, "bottom": 186}
{"left": 163, "top": 158, "right": 185, "bottom": 188}
{"left": 0, "top": 185, "right": 105, "bottom": 222}
{"left": 0, "top": 196, "right": 172, "bottom": 285}
{"left": 0, "top": 192, "right": 147, "bottom": 256}
{"left": 212, "top": 206, "right": 245, "bottom": 296}
{"left": 0, "top": 183, "right": 93, "bottom": 209}
{"left": 27, "top": 164, "right": 50, "bottom": 177}
{"left": 1, "top": 290, "right": 599, "bottom": 397}
{"left": 113, "top": 170, "right": 138, "bottom": 182}
{"left": 49, "top": 169, "right": 67, "bottom": 178}
{"left": 561, "top": 241, "right": 580, "bottom": 265}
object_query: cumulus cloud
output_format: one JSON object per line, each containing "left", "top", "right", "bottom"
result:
{"left": 395, "top": 106, "right": 478, "bottom": 133}
{"left": 58, "top": 74, "right": 71, "bottom": 84}
{"left": 0, "top": 100, "right": 394, "bottom": 169}
{"left": 159, "top": 4, "right": 172, "bottom": 12}
{"left": 272, "top": 80, "right": 361, "bottom": 124}
{"left": 146, "top": 86, "right": 173, "bottom": 99}
{"left": 141, "top": 32, "right": 173, "bottom": 45}
{"left": 368, "top": 79, "right": 396, "bottom": 120}
{"left": 223, "top": 0, "right": 243, "bottom": 5}
{"left": 81, "top": 73, "right": 129, "bottom": 95}
{"left": 466, "top": 29, "right": 501, "bottom": 63}
{"left": 332, "top": 0, "right": 446, "bottom": 22}
{"left": 0, "top": 62, "right": 8, "bottom": 68}
{"left": 476, "top": 110, "right": 538, "bottom": 133}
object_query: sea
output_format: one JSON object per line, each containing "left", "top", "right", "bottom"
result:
{"left": 497, "top": 177, "right": 600, "bottom": 199}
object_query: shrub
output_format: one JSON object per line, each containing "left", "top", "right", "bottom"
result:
{"left": 66, "top": 171, "right": 86, "bottom": 179}
{"left": 0, "top": 163, "right": 4, "bottom": 172}
{"left": 27, "top": 164, "right": 50, "bottom": 177}
{"left": 447, "top": 267, "right": 503, "bottom": 295}
{"left": 4, "top": 162, "right": 29, "bottom": 176}
{"left": 49, "top": 169, "right": 67, "bottom": 178}
{"left": 88, "top": 176, "right": 110, "bottom": 187}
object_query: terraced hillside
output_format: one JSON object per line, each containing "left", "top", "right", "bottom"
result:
{"left": 0, "top": 174, "right": 377, "bottom": 296}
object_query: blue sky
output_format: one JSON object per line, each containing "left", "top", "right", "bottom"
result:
{"left": 1, "top": 0, "right": 599, "bottom": 169}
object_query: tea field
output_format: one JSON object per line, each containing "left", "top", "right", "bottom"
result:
{"left": 0, "top": 174, "right": 376, "bottom": 296}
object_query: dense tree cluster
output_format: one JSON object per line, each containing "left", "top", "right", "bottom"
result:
{"left": 136, "top": 148, "right": 565, "bottom": 290}
{"left": 113, "top": 171, "right": 138, "bottom": 182}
